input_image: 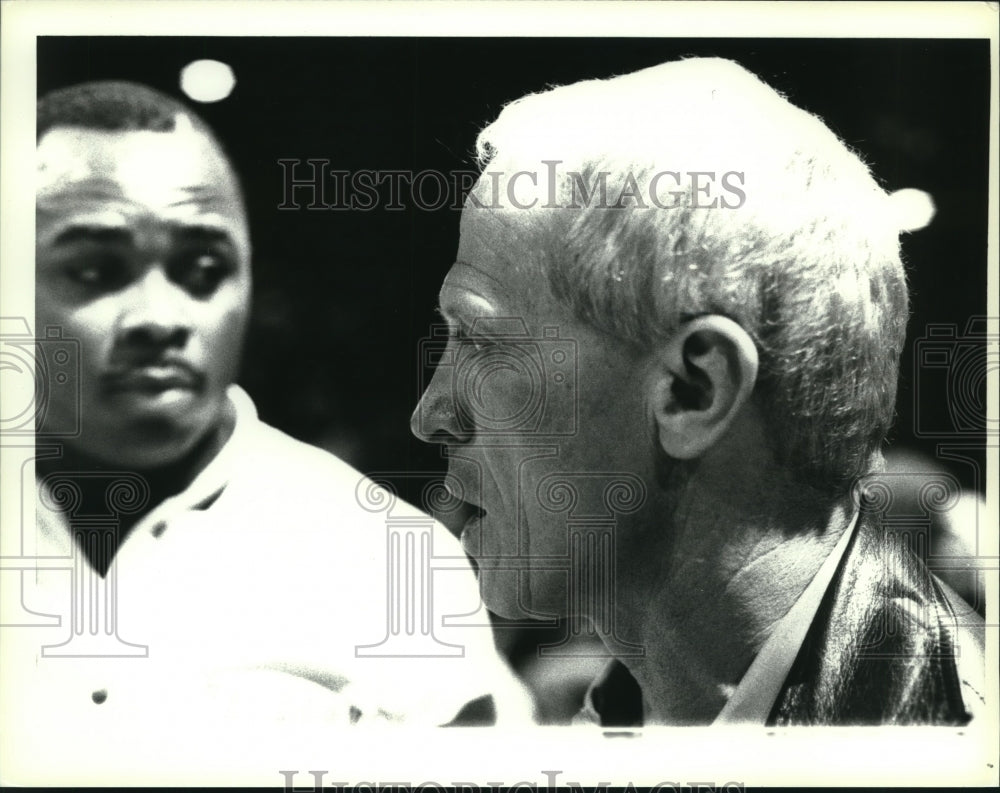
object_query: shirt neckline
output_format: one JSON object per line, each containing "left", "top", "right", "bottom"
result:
{"left": 133, "top": 384, "right": 256, "bottom": 535}
{"left": 36, "top": 385, "right": 257, "bottom": 556}
{"left": 712, "top": 508, "right": 859, "bottom": 725}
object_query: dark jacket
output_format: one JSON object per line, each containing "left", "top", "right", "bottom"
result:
{"left": 584, "top": 505, "right": 986, "bottom": 727}
{"left": 770, "top": 502, "right": 985, "bottom": 725}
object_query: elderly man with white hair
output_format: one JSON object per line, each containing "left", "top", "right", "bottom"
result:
{"left": 412, "top": 57, "right": 985, "bottom": 726}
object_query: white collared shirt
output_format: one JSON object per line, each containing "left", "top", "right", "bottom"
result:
{"left": 2, "top": 386, "right": 532, "bottom": 783}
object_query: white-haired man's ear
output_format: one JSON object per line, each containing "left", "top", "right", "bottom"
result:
{"left": 649, "top": 315, "right": 759, "bottom": 460}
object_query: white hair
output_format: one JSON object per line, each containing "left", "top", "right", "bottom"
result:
{"left": 473, "top": 58, "right": 909, "bottom": 490}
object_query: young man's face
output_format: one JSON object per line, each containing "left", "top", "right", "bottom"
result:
{"left": 36, "top": 120, "right": 251, "bottom": 469}
{"left": 412, "top": 197, "right": 670, "bottom": 623}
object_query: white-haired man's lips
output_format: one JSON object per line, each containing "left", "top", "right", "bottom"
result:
{"left": 437, "top": 498, "right": 485, "bottom": 540}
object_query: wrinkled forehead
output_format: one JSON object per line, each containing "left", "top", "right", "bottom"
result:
{"left": 462, "top": 163, "right": 575, "bottom": 248}
{"left": 36, "top": 119, "right": 243, "bottom": 213}
{"left": 452, "top": 189, "right": 570, "bottom": 321}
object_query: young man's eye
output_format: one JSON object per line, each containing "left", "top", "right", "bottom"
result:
{"left": 64, "top": 253, "right": 130, "bottom": 290}
{"left": 170, "top": 250, "right": 234, "bottom": 297}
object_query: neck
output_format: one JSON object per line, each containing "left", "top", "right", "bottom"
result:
{"left": 604, "top": 468, "right": 854, "bottom": 724}
{"left": 37, "top": 407, "right": 235, "bottom": 575}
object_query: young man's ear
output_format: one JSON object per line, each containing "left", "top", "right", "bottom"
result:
{"left": 648, "top": 315, "right": 759, "bottom": 459}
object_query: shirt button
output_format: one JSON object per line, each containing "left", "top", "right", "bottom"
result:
{"left": 151, "top": 521, "right": 167, "bottom": 538}
{"left": 92, "top": 689, "right": 108, "bottom": 704}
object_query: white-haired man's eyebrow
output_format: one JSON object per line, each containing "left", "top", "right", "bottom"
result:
{"left": 451, "top": 259, "right": 507, "bottom": 289}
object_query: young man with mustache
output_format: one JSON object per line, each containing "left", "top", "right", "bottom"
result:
{"left": 9, "top": 80, "right": 529, "bottom": 779}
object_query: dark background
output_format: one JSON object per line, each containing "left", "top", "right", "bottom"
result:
{"left": 38, "top": 37, "right": 991, "bottom": 495}
{"left": 37, "top": 37, "right": 992, "bottom": 718}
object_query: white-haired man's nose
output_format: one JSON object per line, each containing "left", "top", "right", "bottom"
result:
{"left": 410, "top": 367, "right": 473, "bottom": 444}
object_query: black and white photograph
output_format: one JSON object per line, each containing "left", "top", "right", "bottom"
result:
{"left": 1, "top": 1, "right": 997, "bottom": 788}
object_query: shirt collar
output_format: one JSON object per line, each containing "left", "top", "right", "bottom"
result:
{"left": 34, "top": 385, "right": 258, "bottom": 560}
{"left": 713, "top": 508, "right": 859, "bottom": 724}
{"left": 135, "top": 384, "right": 257, "bottom": 532}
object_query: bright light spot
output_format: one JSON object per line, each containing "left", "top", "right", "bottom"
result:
{"left": 888, "top": 188, "right": 936, "bottom": 233}
{"left": 179, "top": 60, "right": 235, "bottom": 103}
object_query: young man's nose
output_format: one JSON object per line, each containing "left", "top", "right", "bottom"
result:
{"left": 116, "top": 267, "right": 192, "bottom": 351}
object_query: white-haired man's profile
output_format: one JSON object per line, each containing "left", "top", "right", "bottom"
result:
{"left": 412, "top": 57, "right": 986, "bottom": 726}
